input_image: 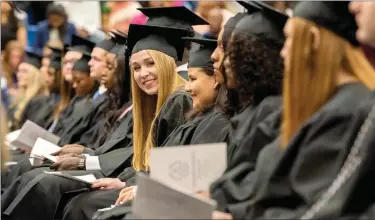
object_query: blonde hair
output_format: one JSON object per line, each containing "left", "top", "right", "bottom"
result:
{"left": 131, "top": 50, "right": 185, "bottom": 171}
{"left": 282, "top": 18, "right": 375, "bottom": 148}
{"left": 11, "top": 64, "right": 48, "bottom": 129}
{"left": 1, "top": 40, "right": 24, "bottom": 88}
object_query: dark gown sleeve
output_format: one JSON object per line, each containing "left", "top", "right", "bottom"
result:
{"left": 247, "top": 108, "right": 367, "bottom": 219}
{"left": 96, "top": 111, "right": 134, "bottom": 177}
{"left": 19, "top": 95, "right": 56, "bottom": 128}
{"left": 295, "top": 102, "right": 375, "bottom": 219}
{"left": 190, "top": 110, "right": 230, "bottom": 144}
{"left": 153, "top": 91, "right": 192, "bottom": 146}
{"left": 77, "top": 121, "right": 103, "bottom": 149}
{"left": 58, "top": 96, "right": 108, "bottom": 146}
{"left": 210, "top": 109, "right": 281, "bottom": 216}
{"left": 209, "top": 97, "right": 281, "bottom": 214}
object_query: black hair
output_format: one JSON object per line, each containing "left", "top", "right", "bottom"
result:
{"left": 97, "top": 56, "right": 131, "bottom": 146}
{"left": 222, "top": 31, "right": 284, "bottom": 115}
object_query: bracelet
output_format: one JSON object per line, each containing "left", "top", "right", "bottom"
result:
{"left": 78, "top": 158, "right": 86, "bottom": 170}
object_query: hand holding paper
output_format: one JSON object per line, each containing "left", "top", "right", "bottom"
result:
{"left": 7, "top": 120, "right": 60, "bottom": 150}
{"left": 31, "top": 138, "right": 61, "bottom": 162}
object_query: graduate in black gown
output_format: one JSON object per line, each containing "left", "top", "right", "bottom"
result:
{"left": 7, "top": 51, "right": 49, "bottom": 131}
{"left": 61, "top": 36, "right": 231, "bottom": 220}
{"left": 1, "top": 24, "right": 191, "bottom": 220}
{"left": 212, "top": 1, "right": 375, "bottom": 219}
{"left": 55, "top": 34, "right": 118, "bottom": 146}
{"left": 49, "top": 34, "right": 96, "bottom": 136}
{"left": 58, "top": 32, "right": 128, "bottom": 150}
{"left": 207, "top": 2, "right": 287, "bottom": 218}
{"left": 266, "top": 2, "right": 375, "bottom": 219}
{"left": 19, "top": 52, "right": 63, "bottom": 128}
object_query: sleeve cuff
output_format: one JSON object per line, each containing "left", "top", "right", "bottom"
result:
{"left": 85, "top": 156, "right": 101, "bottom": 170}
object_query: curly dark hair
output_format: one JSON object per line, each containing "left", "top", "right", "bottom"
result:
{"left": 97, "top": 56, "right": 131, "bottom": 146}
{"left": 222, "top": 32, "right": 284, "bottom": 114}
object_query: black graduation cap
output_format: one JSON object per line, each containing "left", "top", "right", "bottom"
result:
{"left": 293, "top": 1, "right": 358, "bottom": 46}
{"left": 222, "top": 12, "right": 247, "bottom": 49}
{"left": 109, "top": 45, "right": 122, "bottom": 56}
{"left": 68, "top": 34, "right": 95, "bottom": 55}
{"left": 138, "top": 6, "right": 208, "bottom": 30}
{"left": 110, "top": 30, "right": 127, "bottom": 45}
{"left": 182, "top": 37, "right": 216, "bottom": 69}
{"left": 234, "top": 1, "right": 287, "bottom": 43}
{"left": 95, "top": 37, "right": 116, "bottom": 52}
{"left": 72, "top": 53, "right": 91, "bottom": 73}
{"left": 47, "top": 46, "right": 63, "bottom": 58}
{"left": 49, "top": 55, "right": 62, "bottom": 70}
{"left": 127, "top": 24, "right": 188, "bottom": 61}
{"left": 24, "top": 51, "right": 42, "bottom": 69}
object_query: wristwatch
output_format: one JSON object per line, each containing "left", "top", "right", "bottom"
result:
{"left": 78, "top": 158, "right": 86, "bottom": 170}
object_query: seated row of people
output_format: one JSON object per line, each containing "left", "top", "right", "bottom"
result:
{"left": 2, "top": 1, "right": 375, "bottom": 220}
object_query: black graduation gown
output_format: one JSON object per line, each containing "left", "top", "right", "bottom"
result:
{"left": 290, "top": 94, "right": 375, "bottom": 220}
{"left": 52, "top": 95, "right": 93, "bottom": 136}
{"left": 60, "top": 91, "right": 194, "bottom": 220}
{"left": 2, "top": 91, "right": 192, "bottom": 220}
{"left": 243, "top": 83, "right": 374, "bottom": 219}
{"left": 79, "top": 109, "right": 231, "bottom": 220}
{"left": 1, "top": 96, "right": 92, "bottom": 189}
{"left": 161, "top": 108, "right": 230, "bottom": 147}
{"left": 1, "top": 110, "right": 134, "bottom": 220}
{"left": 57, "top": 93, "right": 109, "bottom": 146}
{"left": 19, "top": 93, "right": 59, "bottom": 128}
{"left": 209, "top": 96, "right": 282, "bottom": 217}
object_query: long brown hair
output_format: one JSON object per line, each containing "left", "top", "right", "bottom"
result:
{"left": 281, "top": 18, "right": 375, "bottom": 148}
{"left": 1, "top": 40, "right": 24, "bottom": 88}
{"left": 131, "top": 50, "right": 185, "bottom": 171}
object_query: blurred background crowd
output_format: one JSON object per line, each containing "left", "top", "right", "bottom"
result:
{"left": 0, "top": 0, "right": 297, "bottom": 111}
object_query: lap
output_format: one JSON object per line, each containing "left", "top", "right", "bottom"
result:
{"left": 63, "top": 189, "right": 121, "bottom": 220}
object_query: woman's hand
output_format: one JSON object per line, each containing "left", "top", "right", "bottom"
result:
{"left": 51, "top": 144, "right": 85, "bottom": 156}
{"left": 212, "top": 211, "right": 233, "bottom": 220}
{"left": 91, "top": 178, "right": 126, "bottom": 190}
{"left": 115, "top": 186, "right": 137, "bottom": 205}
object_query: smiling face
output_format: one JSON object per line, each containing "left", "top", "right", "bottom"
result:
{"left": 130, "top": 50, "right": 158, "bottom": 95}
{"left": 187, "top": 67, "right": 217, "bottom": 110}
{"left": 211, "top": 28, "right": 225, "bottom": 84}
{"left": 349, "top": 2, "right": 375, "bottom": 47}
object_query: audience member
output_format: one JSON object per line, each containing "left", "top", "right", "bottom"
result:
{"left": 1, "top": 40, "right": 24, "bottom": 101}
{"left": 57, "top": 1, "right": 103, "bottom": 42}
{"left": 34, "top": 4, "right": 76, "bottom": 54}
